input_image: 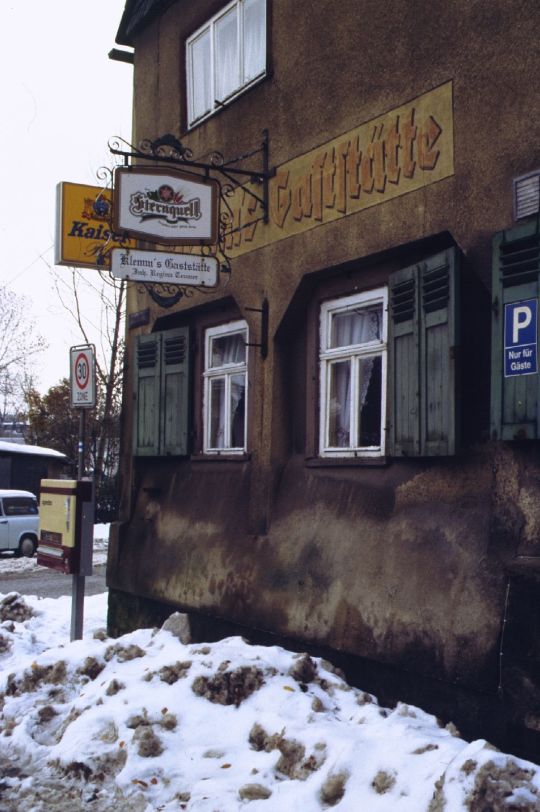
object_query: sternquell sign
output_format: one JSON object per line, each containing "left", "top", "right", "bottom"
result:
{"left": 113, "top": 167, "right": 219, "bottom": 245}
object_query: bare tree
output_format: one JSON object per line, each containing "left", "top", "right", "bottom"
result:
{"left": 0, "top": 285, "right": 46, "bottom": 424}
{"left": 49, "top": 267, "right": 125, "bottom": 519}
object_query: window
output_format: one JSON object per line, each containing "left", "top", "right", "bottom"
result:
{"left": 317, "top": 248, "right": 460, "bottom": 460}
{"left": 2, "top": 497, "right": 38, "bottom": 516}
{"left": 319, "top": 289, "right": 388, "bottom": 457}
{"left": 186, "top": 0, "right": 266, "bottom": 126}
{"left": 204, "top": 320, "right": 248, "bottom": 452}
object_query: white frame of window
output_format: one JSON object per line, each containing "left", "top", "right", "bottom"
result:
{"left": 319, "top": 288, "right": 388, "bottom": 458}
{"left": 186, "top": 0, "right": 267, "bottom": 128}
{"left": 203, "top": 319, "right": 249, "bottom": 453}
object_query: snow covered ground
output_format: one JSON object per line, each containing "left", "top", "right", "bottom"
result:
{"left": 0, "top": 524, "right": 110, "bottom": 574}
{"left": 0, "top": 591, "right": 539, "bottom": 810}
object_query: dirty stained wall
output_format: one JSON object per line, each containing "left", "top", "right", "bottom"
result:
{"left": 108, "top": 0, "right": 540, "bottom": 756}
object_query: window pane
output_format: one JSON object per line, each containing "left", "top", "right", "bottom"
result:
{"left": 3, "top": 498, "right": 38, "bottom": 516}
{"left": 328, "top": 360, "right": 351, "bottom": 447}
{"left": 244, "top": 0, "right": 266, "bottom": 81}
{"left": 190, "top": 30, "right": 212, "bottom": 121}
{"left": 330, "top": 304, "right": 382, "bottom": 349}
{"left": 211, "top": 331, "right": 246, "bottom": 368}
{"left": 358, "top": 355, "right": 382, "bottom": 447}
{"left": 215, "top": 6, "right": 239, "bottom": 101}
{"left": 210, "top": 377, "right": 226, "bottom": 448}
{"left": 230, "top": 373, "right": 246, "bottom": 447}
{"left": 4, "top": 496, "right": 38, "bottom": 516}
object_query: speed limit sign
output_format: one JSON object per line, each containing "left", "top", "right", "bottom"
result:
{"left": 70, "top": 345, "right": 96, "bottom": 408}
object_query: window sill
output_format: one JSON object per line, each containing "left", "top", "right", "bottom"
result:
{"left": 505, "top": 557, "right": 540, "bottom": 582}
{"left": 191, "top": 453, "right": 251, "bottom": 463}
{"left": 305, "top": 456, "right": 389, "bottom": 468}
{"left": 187, "top": 73, "right": 268, "bottom": 131}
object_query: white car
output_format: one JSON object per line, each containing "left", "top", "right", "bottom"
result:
{"left": 0, "top": 490, "right": 39, "bottom": 557}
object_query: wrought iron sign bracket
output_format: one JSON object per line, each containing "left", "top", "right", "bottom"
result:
{"left": 109, "top": 129, "right": 274, "bottom": 224}
{"left": 244, "top": 299, "right": 269, "bottom": 359}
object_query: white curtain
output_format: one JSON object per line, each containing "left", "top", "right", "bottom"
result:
{"left": 244, "top": 0, "right": 266, "bottom": 82}
{"left": 216, "top": 6, "right": 239, "bottom": 101}
{"left": 191, "top": 31, "right": 212, "bottom": 121}
{"left": 210, "top": 333, "right": 246, "bottom": 448}
{"left": 211, "top": 332, "right": 245, "bottom": 367}
{"left": 328, "top": 307, "right": 380, "bottom": 447}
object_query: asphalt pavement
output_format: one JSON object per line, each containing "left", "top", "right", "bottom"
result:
{"left": 0, "top": 564, "right": 107, "bottom": 599}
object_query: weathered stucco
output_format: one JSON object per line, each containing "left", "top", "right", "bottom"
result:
{"left": 108, "top": 0, "right": 540, "bottom": 757}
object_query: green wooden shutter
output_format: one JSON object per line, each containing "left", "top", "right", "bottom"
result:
{"left": 388, "top": 247, "right": 460, "bottom": 456}
{"left": 160, "top": 327, "right": 190, "bottom": 456}
{"left": 388, "top": 264, "right": 420, "bottom": 455}
{"left": 420, "top": 249, "right": 460, "bottom": 455}
{"left": 491, "top": 221, "right": 540, "bottom": 440}
{"left": 133, "top": 332, "right": 161, "bottom": 456}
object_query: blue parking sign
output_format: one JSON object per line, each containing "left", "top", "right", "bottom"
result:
{"left": 504, "top": 299, "right": 538, "bottom": 377}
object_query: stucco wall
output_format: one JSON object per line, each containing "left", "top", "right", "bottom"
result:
{"left": 108, "top": 0, "right": 540, "bottom": 750}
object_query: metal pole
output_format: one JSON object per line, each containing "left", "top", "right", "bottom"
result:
{"left": 70, "top": 409, "right": 86, "bottom": 641}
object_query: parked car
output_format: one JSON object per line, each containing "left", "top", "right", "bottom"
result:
{"left": 0, "top": 490, "right": 39, "bottom": 557}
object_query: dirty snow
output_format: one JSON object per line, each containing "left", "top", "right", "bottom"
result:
{"left": 0, "top": 592, "right": 539, "bottom": 810}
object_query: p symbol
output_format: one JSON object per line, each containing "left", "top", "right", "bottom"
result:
{"left": 513, "top": 306, "right": 532, "bottom": 344}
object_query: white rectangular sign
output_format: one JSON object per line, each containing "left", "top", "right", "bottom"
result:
{"left": 70, "top": 345, "right": 96, "bottom": 409}
{"left": 111, "top": 248, "right": 219, "bottom": 287}
{"left": 113, "top": 167, "right": 219, "bottom": 245}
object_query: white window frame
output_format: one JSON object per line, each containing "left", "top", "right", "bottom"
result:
{"left": 186, "top": 0, "right": 267, "bottom": 128}
{"left": 319, "top": 288, "right": 388, "bottom": 458}
{"left": 203, "top": 320, "right": 249, "bottom": 453}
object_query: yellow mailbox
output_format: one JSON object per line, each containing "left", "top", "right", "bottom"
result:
{"left": 37, "top": 479, "right": 94, "bottom": 575}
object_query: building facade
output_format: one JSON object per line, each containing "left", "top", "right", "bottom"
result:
{"left": 109, "top": 0, "right": 540, "bottom": 758}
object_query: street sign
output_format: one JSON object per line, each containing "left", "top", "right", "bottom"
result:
{"left": 504, "top": 299, "right": 538, "bottom": 377}
{"left": 70, "top": 345, "right": 96, "bottom": 408}
{"left": 111, "top": 247, "right": 219, "bottom": 287}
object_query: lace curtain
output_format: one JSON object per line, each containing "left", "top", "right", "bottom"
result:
{"left": 244, "top": 0, "right": 266, "bottom": 82}
{"left": 215, "top": 7, "right": 239, "bottom": 101}
{"left": 210, "top": 333, "right": 246, "bottom": 449}
{"left": 190, "top": 32, "right": 211, "bottom": 121}
{"left": 328, "top": 307, "right": 381, "bottom": 447}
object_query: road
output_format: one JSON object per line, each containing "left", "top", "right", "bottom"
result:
{"left": 0, "top": 564, "right": 107, "bottom": 599}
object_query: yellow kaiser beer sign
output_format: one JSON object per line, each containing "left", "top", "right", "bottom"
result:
{"left": 55, "top": 182, "right": 135, "bottom": 270}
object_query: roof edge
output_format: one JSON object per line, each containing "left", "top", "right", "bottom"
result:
{"left": 116, "top": 0, "right": 178, "bottom": 47}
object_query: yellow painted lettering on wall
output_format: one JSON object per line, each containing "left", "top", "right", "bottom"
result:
{"left": 222, "top": 81, "right": 454, "bottom": 258}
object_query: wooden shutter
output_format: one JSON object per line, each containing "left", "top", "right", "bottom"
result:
{"left": 133, "top": 333, "right": 161, "bottom": 456}
{"left": 388, "top": 247, "right": 460, "bottom": 456}
{"left": 388, "top": 264, "right": 420, "bottom": 455}
{"left": 491, "top": 221, "right": 540, "bottom": 440}
{"left": 160, "top": 327, "right": 190, "bottom": 455}
{"left": 420, "top": 249, "right": 459, "bottom": 455}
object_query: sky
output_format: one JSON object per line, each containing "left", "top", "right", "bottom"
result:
{"left": 1, "top": 582, "right": 540, "bottom": 810}
{"left": 0, "top": 1, "right": 133, "bottom": 394}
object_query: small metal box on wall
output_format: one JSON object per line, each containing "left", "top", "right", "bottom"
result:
{"left": 37, "top": 479, "right": 94, "bottom": 575}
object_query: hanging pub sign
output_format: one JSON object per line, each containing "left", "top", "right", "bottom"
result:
{"left": 113, "top": 167, "right": 219, "bottom": 246}
{"left": 55, "top": 182, "right": 136, "bottom": 270}
{"left": 111, "top": 247, "right": 218, "bottom": 287}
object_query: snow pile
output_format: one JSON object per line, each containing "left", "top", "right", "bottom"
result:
{"left": 0, "top": 593, "right": 539, "bottom": 811}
